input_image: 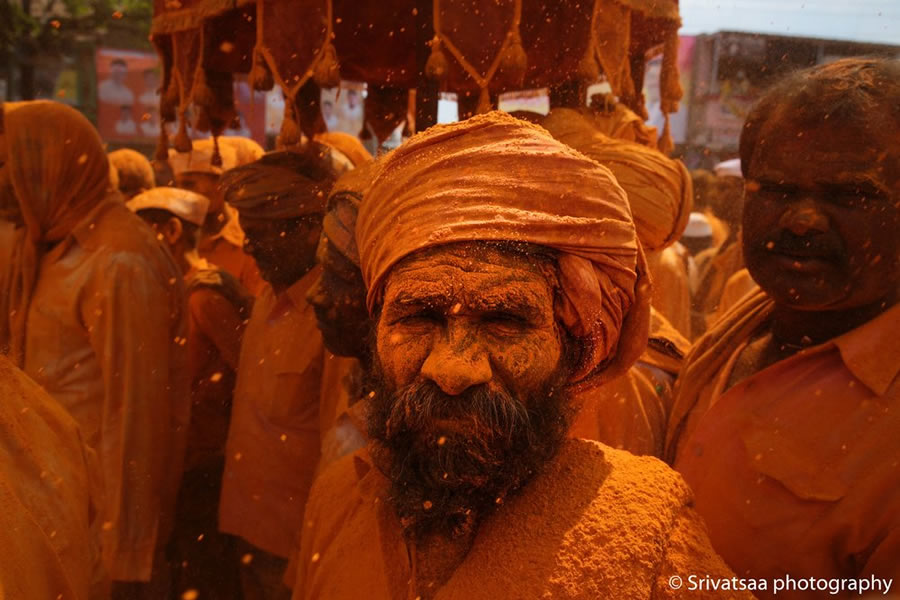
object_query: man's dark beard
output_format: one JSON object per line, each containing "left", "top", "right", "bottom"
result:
{"left": 367, "top": 364, "right": 573, "bottom": 542}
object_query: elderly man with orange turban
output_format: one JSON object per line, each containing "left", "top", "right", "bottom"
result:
{"left": 292, "top": 113, "right": 749, "bottom": 600}
{"left": 540, "top": 108, "right": 691, "bottom": 457}
{"left": 0, "top": 101, "right": 189, "bottom": 597}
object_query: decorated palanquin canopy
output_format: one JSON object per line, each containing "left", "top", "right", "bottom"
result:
{"left": 150, "top": 0, "right": 682, "bottom": 160}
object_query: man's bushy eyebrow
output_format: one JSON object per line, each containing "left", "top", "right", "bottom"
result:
{"left": 387, "top": 285, "right": 547, "bottom": 318}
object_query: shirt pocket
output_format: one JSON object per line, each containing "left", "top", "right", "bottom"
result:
{"left": 742, "top": 426, "right": 848, "bottom": 503}
{"left": 262, "top": 356, "right": 324, "bottom": 430}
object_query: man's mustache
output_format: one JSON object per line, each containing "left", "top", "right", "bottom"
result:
{"left": 383, "top": 380, "right": 529, "bottom": 443}
{"left": 762, "top": 230, "right": 845, "bottom": 262}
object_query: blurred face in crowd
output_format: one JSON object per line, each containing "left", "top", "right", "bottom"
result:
{"left": 368, "top": 242, "right": 574, "bottom": 540}
{"left": 240, "top": 213, "right": 322, "bottom": 292}
{"left": 743, "top": 114, "right": 900, "bottom": 312}
{"left": 306, "top": 234, "right": 369, "bottom": 359}
{"left": 176, "top": 171, "right": 224, "bottom": 230}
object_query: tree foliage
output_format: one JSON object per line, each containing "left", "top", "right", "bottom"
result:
{"left": 2, "top": 0, "right": 153, "bottom": 57}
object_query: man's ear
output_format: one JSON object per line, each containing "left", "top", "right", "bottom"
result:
{"left": 161, "top": 216, "right": 183, "bottom": 245}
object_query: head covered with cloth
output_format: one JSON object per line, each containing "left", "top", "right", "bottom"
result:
{"left": 541, "top": 108, "right": 692, "bottom": 253}
{"left": 0, "top": 101, "right": 112, "bottom": 362}
{"left": 220, "top": 143, "right": 343, "bottom": 292}
{"left": 354, "top": 111, "right": 650, "bottom": 539}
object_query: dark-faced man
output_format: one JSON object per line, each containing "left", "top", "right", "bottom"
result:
{"left": 292, "top": 113, "right": 749, "bottom": 600}
{"left": 667, "top": 58, "right": 900, "bottom": 597}
{"left": 218, "top": 146, "right": 340, "bottom": 599}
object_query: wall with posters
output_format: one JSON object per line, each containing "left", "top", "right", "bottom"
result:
{"left": 95, "top": 48, "right": 268, "bottom": 147}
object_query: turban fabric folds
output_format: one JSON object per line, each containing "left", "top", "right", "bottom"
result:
{"left": 356, "top": 112, "right": 650, "bottom": 389}
{"left": 542, "top": 109, "right": 692, "bottom": 252}
{"left": 220, "top": 143, "right": 342, "bottom": 220}
{"left": 322, "top": 160, "right": 382, "bottom": 267}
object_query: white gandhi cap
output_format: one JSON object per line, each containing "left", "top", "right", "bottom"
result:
{"left": 127, "top": 187, "right": 210, "bottom": 226}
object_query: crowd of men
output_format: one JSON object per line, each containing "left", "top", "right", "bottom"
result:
{"left": 0, "top": 56, "right": 897, "bottom": 600}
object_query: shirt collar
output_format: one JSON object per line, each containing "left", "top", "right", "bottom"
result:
{"left": 267, "top": 265, "right": 321, "bottom": 319}
{"left": 284, "top": 265, "right": 321, "bottom": 308}
{"left": 830, "top": 302, "right": 900, "bottom": 396}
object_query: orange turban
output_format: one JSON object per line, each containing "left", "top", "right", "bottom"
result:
{"left": 356, "top": 112, "right": 650, "bottom": 389}
{"left": 314, "top": 132, "right": 374, "bottom": 169}
{"left": 220, "top": 145, "right": 343, "bottom": 220}
{"left": 542, "top": 109, "right": 692, "bottom": 252}
{"left": 107, "top": 149, "right": 154, "bottom": 199}
{"left": 322, "top": 160, "right": 381, "bottom": 267}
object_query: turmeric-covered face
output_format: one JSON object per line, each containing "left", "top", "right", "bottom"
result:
{"left": 743, "top": 117, "right": 900, "bottom": 310}
{"left": 369, "top": 242, "right": 572, "bottom": 539}
{"left": 376, "top": 243, "right": 563, "bottom": 398}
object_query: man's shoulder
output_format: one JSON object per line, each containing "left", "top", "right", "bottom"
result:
{"left": 436, "top": 441, "right": 704, "bottom": 599}
{"left": 78, "top": 202, "right": 180, "bottom": 280}
{"left": 308, "top": 449, "right": 370, "bottom": 512}
{"left": 547, "top": 439, "right": 693, "bottom": 512}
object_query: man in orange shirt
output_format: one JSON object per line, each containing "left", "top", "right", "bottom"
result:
{"left": 293, "top": 113, "right": 749, "bottom": 600}
{"left": 218, "top": 145, "right": 341, "bottom": 599}
{"left": 667, "top": 58, "right": 900, "bottom": 597}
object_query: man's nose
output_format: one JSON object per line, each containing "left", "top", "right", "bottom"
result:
{"left": 420, "top": 322, "right": 492, "bottom": 396}
{"left": 778, "top": 199, "right": 829, "bottom": 236}
{"left": 305, "top": 274, "right": 327, "bottom": 308}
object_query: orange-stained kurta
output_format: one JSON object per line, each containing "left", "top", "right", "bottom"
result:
{"left": 0, "top": 356, "right": 102, "bottom": 600}
{"left": 571, "top": 309, "right": 689, "bottom": 458}
{"left": 706, "top": 268, "right": 759, "bottom": 329}
{"left": 317, "top": 353, "right": 367, "bottom": 471}
{"left": 219, "top": 269, "right": 326, "bottom": 558}
{"left": 692, "top": 239, "right": 744, "bottom": 337}
{"left": 646, "top": 244, "right": 692, "bottom": 339}
{"left": 673, "top": 303, "right": 900, "bottom": 597}
{"left": 22, "top": 200, "right": 189, "bottom": 582}
{"left": 293, "top": 440, "right": 751, "bottom": 600}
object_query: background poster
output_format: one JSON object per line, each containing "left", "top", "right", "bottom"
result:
{"left": 96, "top": 48, "right": 268, "bottom": 147}
{"left": 96, "top": 48, "right": 160, "bottom": 143}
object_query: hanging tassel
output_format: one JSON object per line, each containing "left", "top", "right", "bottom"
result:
{"left": 195, "top": 106, "right": 211, "bottom": 133}
{"left": 211, "top": 135, "right": 223, "bottom": 167}
{"left": 475, "top": 87, "right": 492, "bottom": 114}
{"left": 173, "top": 114, "right": 193, "bottom": 153}
{"left": 495, "top": 27, "right": 527, "bottom": 89}
{"left": 313, "top": 41, "right": 341, "bottom": 89}
{"left": 424, "top": 36, "right": 449, "bottom": 82}
{"left": 659, "top": 27, "right": 683, "bottom": 116}
{"left": 277, "top": 97, "right": 303, "bottom": 149}
{"left": 154, "top": 121, "right": 170, "bottom": 161}
{"left": 658, "top": 112, "right": 674, "bottom": 156}
{"left": 577, "top": 44, "right": 600, "bottom": 82}
{"left": 248, "top": 48, "right": 275, "bottom": 91}
{"left": 160, "top": 77, "right": 179, "bottom": 122}
{"left": 191, "top": 67, "right": 216, "bottom": 109}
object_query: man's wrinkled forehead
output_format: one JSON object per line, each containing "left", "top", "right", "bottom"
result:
{"left": 380, "top": 243, "right": 558, "bottom": 316}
